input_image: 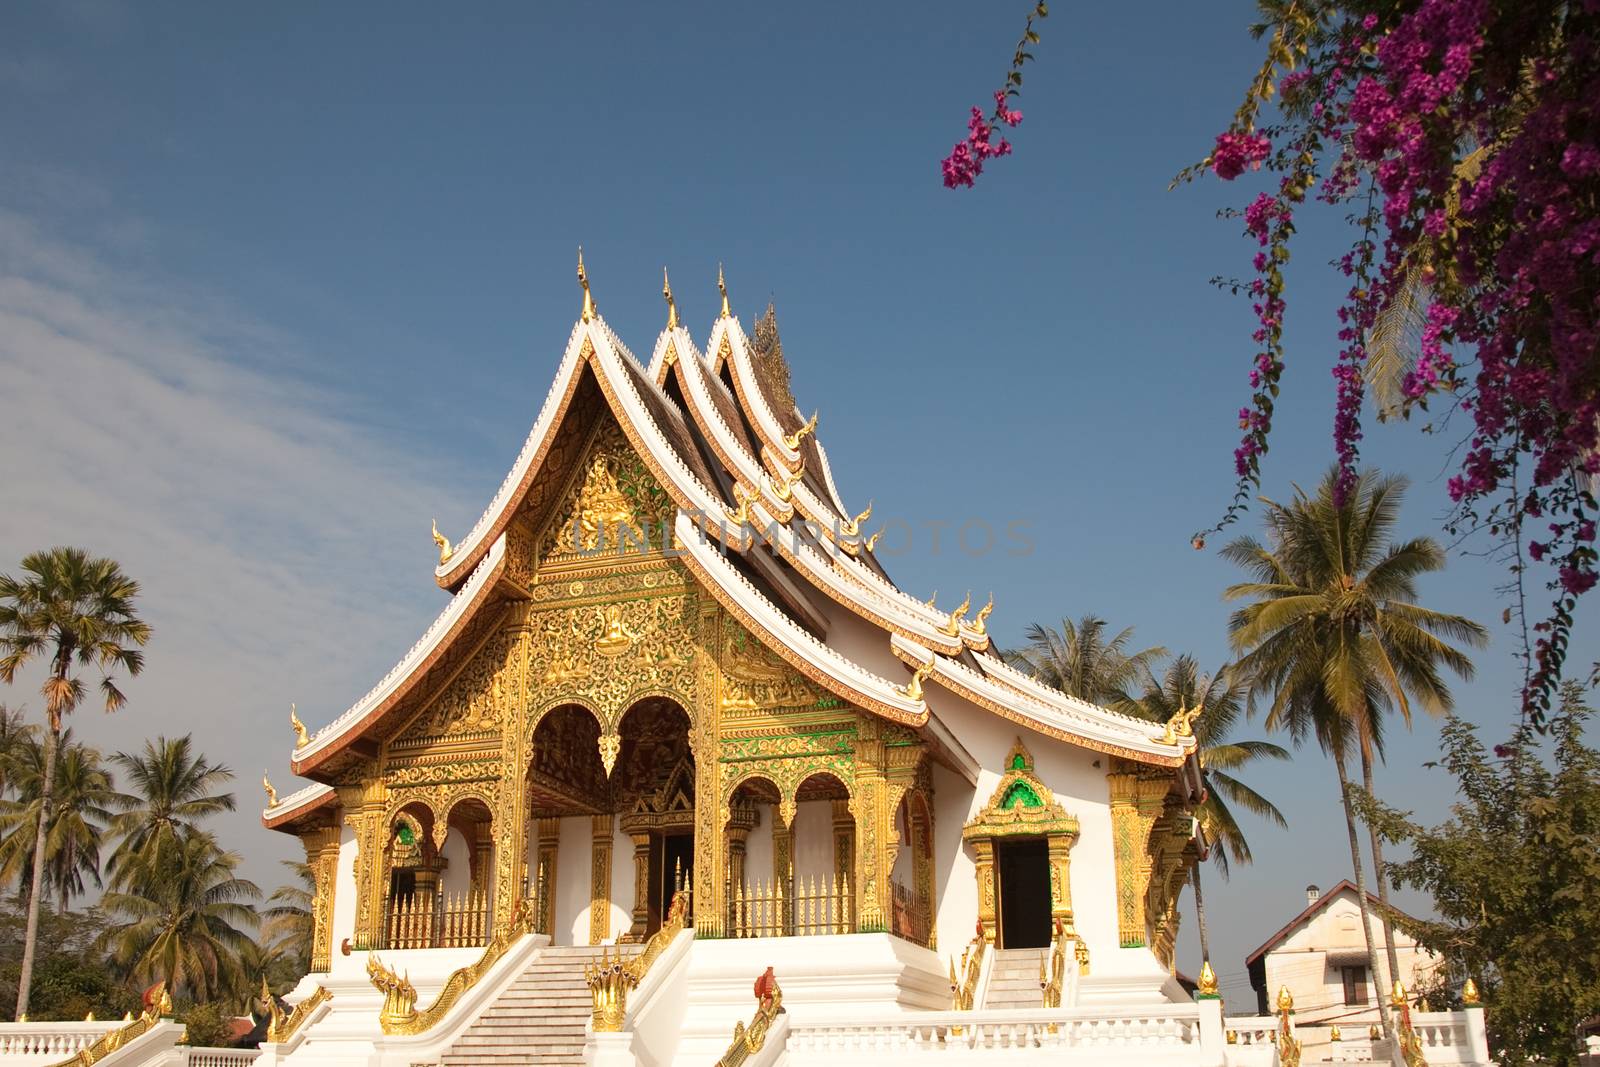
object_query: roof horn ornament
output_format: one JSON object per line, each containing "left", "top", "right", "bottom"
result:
{"left": 663, "top": 267, "right": 679, "bottom": 330}
{"left": 263, "top": 771, "right": 280, "bottom": 809}
{"left": 1161, "top": 701, "right": 1204, "bottom": 744}
{"left": 902, "top": 655, "right": 936, "bottom": 702}
{"left": 432, "top": 519, "right": 454, "bottom": 565}
{"left": 940, "top": 592, "right": 972, "bottom": 637}
{"left": 769, "top": 456, "right": 804, "bottom": 504}
{"left": 971, "top": 594, "right": 995, "bottom": 637}
{"left": 717, "top": 263, "right": 731, "bottom": 320}
{"left": 578, "top": 247, "right": 597, "bottom": 323}
{"left": 783, "top": 411, "right": 819, "bottom": 452}
{"left": 840, "top": 499, "right": 873, "bottom": 538}
{"left": 726, "top": 482, "right": 755, "bottom": 526}
{"left": 865, "top": 527, "right": 884, "bottom": 552}
{"left": 290, "top": 703, "right": 309, "bottom": 749}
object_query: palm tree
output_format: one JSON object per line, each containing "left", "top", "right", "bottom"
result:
{"left": 0, "top": 730, "right": 115, "bottom": 912}
{"left": 107, "top": 736, "right": 235, "bottom": 892}
{"left": 1128, "top": 656, "right": 1288, "bottom": 964}
{"left": 1223, "top": 468, "right": 1486, "bottom": 1039}
{"left": 261, "top": 859, "right": 315, "bottom": 967}
{"left": 102, "top": 830, "right": 261, "bottom": 1003}
{"left": 0, "top": 547, "right": 150, "bottom": 1018}
{"left": 1009, "top": 614, "right": 1166, "bottom": 708}
{"left": 0, "top": 707, "right": 34, "bottom": 797}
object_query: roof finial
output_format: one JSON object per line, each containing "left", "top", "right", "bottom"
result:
{"left": 290, "top": 702, "right": 309, "bottom": 749}
{"left": 663, "top": 267, "right": 678, "bottom": 330}
{"left": 263, "top": 771, "right": 279, "bottom": 808}
{"left": 718, "top": 263, "right": 731, "bottom": 320}
{"left": 432, "top": 519, "right": 453, "bottom": 565}
{"left": 578, "top": 247, "right": 596, "bottom": 323}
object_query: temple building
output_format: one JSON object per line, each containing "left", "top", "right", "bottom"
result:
{"left": 257, "top": 260, "right": 1213, "bottom": 1066}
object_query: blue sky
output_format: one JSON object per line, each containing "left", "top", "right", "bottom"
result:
{"left": 2, "top": 1, "right": 1590, "bottom": 1000}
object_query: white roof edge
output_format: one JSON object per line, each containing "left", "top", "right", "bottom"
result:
{"left": 974, "top": 648, "right": 1187, "bottom": 734}
{"left": 718, "top": 317, "right": 804, "bottom": 469}
{"left": 298, "top": 534, "right": 507, "bottom": 763}
{"left": 675, "top": 513, "right": 925, "bottom": 719}
{"left": 263, "top": 781, "right": 336, "bottom": 824}
{"left": 889, "top": 633, "right": 1192, "bottom": 760}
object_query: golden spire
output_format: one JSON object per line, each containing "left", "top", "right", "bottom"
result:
{"left": 1390, "top": 979, "right": 1407, "bottom": 1009}
{"left": 1276, "top": 985, "right": 1294, "bottom": 1014}
{"left": 902, "top": 656, "right": 936, "bottom": 701}
{"left": 1329, "top": 1025, "right": 1342, "bottom": 1041}
{"left": 663, "top": 267, "right": 678, "bottom": 330}
{"left": 1197, "top": 960, "right": 1218, "bottom": 996}
{"left": 783, "top": 411, "right": 819, "bottom": 451}
{"left": 290, "top": 702, "right": 309, "bottom": 749}
{"left": 717, "top": 263, "right": 731, "bottom": 319}
{"left": 940, "top": 592, "right": 972, "bottom": 637}
{"left": 972, "top": 594, "right": 995, "bottom": 636}
{"left": 578, "top": 247, "right": 596, "bottom": 323}
{"left": 263, "top": 771, "right": 279, "bottom": 808}
{"left": 432, "top": 519, "right": 453, "bottom": 565}
{"left": 1461, "top": 977, "right": 1480, "bottom": 1005}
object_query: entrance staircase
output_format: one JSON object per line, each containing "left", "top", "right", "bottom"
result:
{"left": 982, "top": 947, "right": 1048, "bottom": 1010}
{"left": 441, "top": 943, "right": 640, "bottom": 1067}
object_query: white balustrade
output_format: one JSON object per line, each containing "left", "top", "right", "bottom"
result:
{"left": 0, "top": 1022, "right": 119, "bottom": 1060}
{"left": 177, "top": 1049, "right": 263, "bottom": 1067}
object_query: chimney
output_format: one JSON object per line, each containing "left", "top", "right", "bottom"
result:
{"left": 1306, "top": 884, "right": 1321, "bottom": 906}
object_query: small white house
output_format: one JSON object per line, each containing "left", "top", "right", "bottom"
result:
{"left": 1246, "top": 880, "right": 1440, "bottom": 1031}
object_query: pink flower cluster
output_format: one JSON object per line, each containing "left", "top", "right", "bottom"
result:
{"left": 1211, "top": 131, "right": 1271, "bottom": 180}
{"left": 942, "top": 91, "right": 1024, "bottom": 189}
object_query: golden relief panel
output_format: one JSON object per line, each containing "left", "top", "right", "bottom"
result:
{"left": 539, "top": 416, "right": 675, "bottom": 566}
{"left": 391, "top": 627, "right": 517, "bottom": 748}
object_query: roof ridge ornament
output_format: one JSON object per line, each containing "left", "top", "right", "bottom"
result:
{"left": 940, "top": 592, "right": 972, "bottom": 637}
{"left": 783, "top": 410, "right": 819, "bottom": 451}
{"left": 578, "top": 247, "right": 597, "bottom": 323}
{"left": 901, "top": 656, "right": 936, "bottom": 701}
{"left": 865, "top": 527, "right": 884, "bottom": 552}
{"left": 971, "top": 594, "right": 995, "bottom": 637}
{"left": 840, "top": 499, "right": 872, "bottom": 538}
{"left": 1161, "top": 701, "right": 1204, "bottom": 744}
{"left": 718, "top": 263, "right": 731, "bottom": 320}
{"left": 432, "top": 519, "right": 454, "bottom": 565}
{"left": 263, "top": 770, "right": 279, "bottom": 808}
{"left": 663, "top": 267, "right": 678, "bottom": 330}
{"left": 290, "top": 702, "right": 309, "bottom": 749}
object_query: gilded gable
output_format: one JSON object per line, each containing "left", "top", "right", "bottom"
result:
{"left": 539, "top": 416, "right": 675, "bottom": 566}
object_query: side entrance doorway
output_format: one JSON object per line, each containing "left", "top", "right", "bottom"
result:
{"left": 997, "top": 837, "right": 1053, "bottom": 948}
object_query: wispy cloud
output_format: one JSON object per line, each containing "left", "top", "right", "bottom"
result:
{"left": 0, "top": 209, "right": 474, "bottom": 890}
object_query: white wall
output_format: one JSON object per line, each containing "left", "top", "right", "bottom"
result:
{"left": 744, "top": 802, "right": 776, "bottom": 891}
{"left": 606, "top": 821, "right": 634, "bottom": 942}
{"left": 329, "top": 822, "right": 359, "bottom": 972}
{"left": 555, "top": 814, "right": 592, "bottom": 945}
{"left": 791, "top": 799, "right": 833, "bottom": 892}
{"left": 439, "top": 829, "right": 472, "bottom": 898}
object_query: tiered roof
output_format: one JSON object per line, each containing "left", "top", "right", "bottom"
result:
{"left": 265, "top": 265, "right": 1197, "bottom": 828}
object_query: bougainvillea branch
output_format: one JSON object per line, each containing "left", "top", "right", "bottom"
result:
{"left": 941, "top": 2, "right": 1047, "bottom": 188}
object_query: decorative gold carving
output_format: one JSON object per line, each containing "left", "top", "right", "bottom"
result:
{"left": 901, "top": 657, "right": 935, "bottom": 702}
{"left": 587, "top": 889, "right": 689, "bottom": 1031}
{"left": 1276, "top": 984, "right": 1302, "bottom": 1067}
{"left": 717, "top": 263, "right": 731, "bottom": 320}
{"left": 1043, "top": 920, "right": 1067, "bottom": 1010}
{"left": 590, "top": 814, "right": 613, "bottom": 944}
{"left": 433, "top": 519, "right": 454, "bottom": 565}
{"left": 1197, "top": 960, "right": 1219, "bottom": 997}
{"left": 949, "top": 927, "right": 985, "bottom": 1014}
{"left": 964, "top": 739, "right": 1080, "bottom": 942}
{"left": 1462, "top": 977, "right": 1480, "bottom": 1005}
{"left": 865, "top": 528, "right": 883, "bottom": 552}
{"left": 595, "top": 605, "right": 638, "bottom": 657}
{"left": 290, "top": 703, "right": 309, "bottom": 749}
{"left": 299, "top": 825, "right": 340, "bottom": 973}
{"left": 51, "top": 983, "right": 171, "bottom": 1066}
{"left": 782, "top": 411, "right": 818, "bottom": 452}
{"left": 939, "top": 593, "right": 971, "bottom": 637}
{"left": 265, "top": 984, "right": 331, "bottom": 1045}
{"left": 1393, "top": 981, "right": 1428, "bottom": 1067}
{"left": 542, "top": 418, "right": 674, "bottom": 564}
{"left": 715, "top": 968, "right": 783, "bottom": 1067}
{"left": 1162, "top": 701, "right": 1203, "bottom": 744}
{"left": 578, "top": 247, "right": 596, "bottom": 323}
{"left": 366, "top": 955, "right": 417, "bottom": 1030}
{"left": 839, "top": 500, "right": 872, "bottom": 538}
{"left": 663, "top": 267, "right": 678, "bottom": 330}
{"left": 971, "top": 595, "right": 994, "bottom": 637}
{"left": 1107, "top": 764, "right": 1172, "bottom": 947}
{"left": 263, "top": 772, "right": 279, "bottom": 808}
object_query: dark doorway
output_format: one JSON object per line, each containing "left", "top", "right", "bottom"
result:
{"left": 647, "top": 833, "right": 695, "bottom": 934}
{"left": 997, "top": 838, "right": 1052, "bottom": 948}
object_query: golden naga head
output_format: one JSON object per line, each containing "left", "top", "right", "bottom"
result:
{"left": 902, "top": 656, "right": 937, "bottom": 702}
{"left": 840, "top": 498, "right": 872, "bottom": 538}
{"left": 262, "top": 771, "right": 279, "bottom": 808}
{"left": 783, "top": 410, "right": 819, "bottom": 452}
{"left": 432, "top": 519, "right": 454, "bottom": 565}
{"left": 971, "top": 594, "right": 995, "bottom": 637}
{"left": 865, "top": 527, "right": 884, "bottom": 552}
{"left": 663, "top": 266, "right": 678, "bottom": 330}
{"left": 940, "top": 592, "right": 972, "bottom": 637}
{"left": 290, "top": 702, "right": 309, "bottom": 749}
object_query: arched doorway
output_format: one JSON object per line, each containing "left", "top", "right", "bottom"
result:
{"left": 614, "top": 697, "right": 695, "bottom": 941}
{"left": 526, "top": 703, "right": 608, "bottom": 944}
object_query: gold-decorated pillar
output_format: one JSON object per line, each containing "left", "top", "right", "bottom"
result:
{"left": 850, "top": 719, "right": 890, "bottom": 933}
{"left": 773, "top": 813, "right": 794, "bottom": 936}
{"left": 1047, "top": 832, "right": 1077, "bottom": 936}
{"left": 534, "top": 816, "right": 560, "bottom": 937}
{"left": 970, "top": 837, "right": 997, "bottom": 943}
{"left": 300, "top": 824, "right": 340, "bottom": 973}
{"left": 1107, "top": 766, "right": 1171, "bottom": 948}
{"left": 494, "top": 613, "right": 533, "bottom": 938}
{"left": 342, "top": 778, "right": 388, "bottom": 950}
{"left": 624, "top": 832, "right": 651, "bottom": 942}
{"left": 590, "top": 814, "right": 614, "bottom": 944}
{"left": 693, "top": 602, "right": 723, "bottom": 937}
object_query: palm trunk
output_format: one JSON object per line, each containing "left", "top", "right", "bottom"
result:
{"left": 1190, "top": 861, "right": 1212, "bottom": 965}
{"left": 1334, "top": 750, "right": 1396, "bottom": 1058}
{"left": 15, "top": 718, "right": 59, "bottom": 1019}
{"left": 1361, "top": 749, "right": 1402, "bottom": 985}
